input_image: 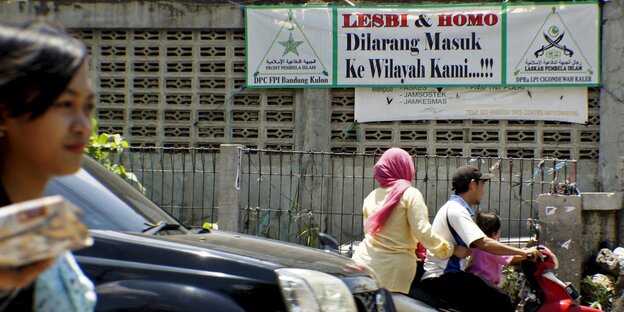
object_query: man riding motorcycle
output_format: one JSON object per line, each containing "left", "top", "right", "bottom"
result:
{"left": 418, "top": 165, "right": 539, "bottom": 312}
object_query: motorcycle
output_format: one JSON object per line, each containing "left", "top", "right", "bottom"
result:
{"left": 515, "top": 220, "right": 602, "bottom": 312}
{"left": 321, "top": 234, "right": 441, "bottom": 312}
{"left": 394, "top": 218, "right": 604, "bottom": 312}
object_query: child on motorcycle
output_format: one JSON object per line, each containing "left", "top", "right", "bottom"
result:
{"left": 420, "top": 165, "right": 538, "bottom": 312}
{"left": 466, "top": 212, "right": 523, "bottom": 285}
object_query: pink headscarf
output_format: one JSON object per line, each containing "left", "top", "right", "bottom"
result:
{"left": 364, "top": 148, "right": 415, "bottom": 235}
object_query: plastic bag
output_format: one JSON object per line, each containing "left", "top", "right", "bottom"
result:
{"left": 0, "top": 195, "right": 92, "bottom": 267}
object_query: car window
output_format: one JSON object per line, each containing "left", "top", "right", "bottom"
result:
{"left": 45, "top": 157, "right": 188, "bottom": 234}
{"left": 79, "top": 157, "right": 186, "bottom": 232}
{"left": 46, "top": 169, "right": 149, "bottom": 232}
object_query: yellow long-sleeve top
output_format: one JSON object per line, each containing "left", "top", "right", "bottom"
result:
{"left": 351, "top": 186, "right": 454, "bottom": 294}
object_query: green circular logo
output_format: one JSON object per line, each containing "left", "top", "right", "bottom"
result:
{"left": 548, "top": 26, "right": 560, "bottom": 37}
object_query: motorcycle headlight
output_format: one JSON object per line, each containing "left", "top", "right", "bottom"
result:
{"left": 276, "top": 268, "right": 357, "bottom": 312}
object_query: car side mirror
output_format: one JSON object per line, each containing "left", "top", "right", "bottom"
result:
{"left": 318, "top": 233, "right": 340, "bottom": 254}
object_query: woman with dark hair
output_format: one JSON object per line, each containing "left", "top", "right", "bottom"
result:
{"left": 351, "top": 147, "right": 469, "bottom": 294}
{"left": 0, "top": 21, "right": 96, "bottom": 311}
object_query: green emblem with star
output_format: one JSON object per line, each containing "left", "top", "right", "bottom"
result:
{"left": 278, "top": 33, "right": 304, "bottom": 56}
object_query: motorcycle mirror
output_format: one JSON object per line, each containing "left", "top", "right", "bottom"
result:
{"left": 534, "top": 223, "right": 540, "bottom": 242}
{"left": 527, "top": 218, "right": 541, "bottom": 243}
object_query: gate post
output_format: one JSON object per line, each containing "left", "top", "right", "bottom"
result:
{"left": 538, "top": 192, "right": 624, "bottom": 290}
{"left": 537, "top": 194, "right": 583, "bottom": 290}
{"left": 218, "top": 144, "right": 244, "bottom": 232}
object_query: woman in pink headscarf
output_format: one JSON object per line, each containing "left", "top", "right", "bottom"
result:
{"left": 351, "top": 148, "right": 468, "bottom": 294}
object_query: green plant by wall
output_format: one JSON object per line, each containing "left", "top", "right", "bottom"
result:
{"left": 501, "top": 265, "right": 523, "bottom": 306}
{"left": 85, "top": 119, "right": 144, "bottom": 192}
{"left": 582, "top": 275, "right": 616, "bottom": 311}
{"left": 297, "top": 213, "right": 319, "bottom": 248}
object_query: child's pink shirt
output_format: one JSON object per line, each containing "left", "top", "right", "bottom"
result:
{"left": 466, "top": 248, "right": 512, "bottom": 285}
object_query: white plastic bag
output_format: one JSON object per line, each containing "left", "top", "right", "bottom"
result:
{"left": 0, "top": 195, "right": 92, "bottom": 267}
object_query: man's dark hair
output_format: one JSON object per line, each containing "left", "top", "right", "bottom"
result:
{"left": 475, "top": 211, "right": 501, "bottom": 237}
{"left": 451, "top": 165, "right": 493, "bottom": 194}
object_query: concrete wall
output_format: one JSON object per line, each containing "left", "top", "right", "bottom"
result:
{"left": 0, "top": 0, "right": 617, "bottom": 191}
{"left": 3, "top": 0, "right": 623, "bottom": 264}
{"left": 538, "top": 195, "right": 584, "bottom": 289}
{"left": 0, "top": 1, "right": 243, "bottom": 29}
{"left": 599, "top": 0, "right": 624, "bottom": 192}
{"left": 538, "top": 192, "right": 623, "bottom": 290}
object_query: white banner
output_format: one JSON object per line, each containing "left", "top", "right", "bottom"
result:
{"left": 246, "top": 8, "right": 333, "bottom": 87}
{"left": 354, "top": 87, "right": 587, "bottom": 124}
{"left": 337, "top": 6, "right": 503, "bottom": 86}
{"left": 245, "top": 3, "right": 600, "bottom": 88}
{"left": 506, "top": 4, "right": 600, "bottom": 86}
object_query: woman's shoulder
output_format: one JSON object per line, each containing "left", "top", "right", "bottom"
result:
{"left": 366, "top": 187, "right": 385, "bottom": 201}
{"left": 401, "top": 187, "right": 425, "bottom": 204}
{"left": 403, "top": 186, "right": 423, "bottom": 196}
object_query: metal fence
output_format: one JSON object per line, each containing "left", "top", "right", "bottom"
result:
{"left": 104, "top": 147, "right": 577, "bottom": 251}
{"left": 238, "top": 148, "right": 577, "bottom": 251}
{"left": 107, "top": 147, "right": 220, "bottom": 227}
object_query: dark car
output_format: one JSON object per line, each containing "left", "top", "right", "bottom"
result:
{"left": 45, "top": 157, "right": 394, "bottom": 312}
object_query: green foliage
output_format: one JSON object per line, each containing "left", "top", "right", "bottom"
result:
{"left": 85, "top": 119, "right": 144, "bottom": 192}
{"left": 291, "top": 186, "right": 319, "bottom": 248}
{"left": 299, "top": 223, "right": 320, "bottom": 248}
{"left": 292, "top": 160, "right": 321, "bottom": 248}
{"left": 500, "top": 265, "right": 523, "bottom": 306}
{"left": 582, "top": 275, "right": 616, "bottom": 311}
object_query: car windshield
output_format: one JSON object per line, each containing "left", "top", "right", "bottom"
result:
{"left": 45, "top": 157, "right": 188, "bottom": 234}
